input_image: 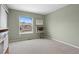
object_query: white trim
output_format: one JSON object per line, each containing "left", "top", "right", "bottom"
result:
{"left": 19, "top": 31, "right": 33, "bottom": 34}
{"left": 52, "top": 39, "right": 79, "bottom": 49}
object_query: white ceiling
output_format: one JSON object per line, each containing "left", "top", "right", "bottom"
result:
{"left": 7, "top": 4, "right": 68, "bottom": 15}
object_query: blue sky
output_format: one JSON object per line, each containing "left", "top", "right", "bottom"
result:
{"left": 20, "top": 16, "right": 32, "bottom": 23}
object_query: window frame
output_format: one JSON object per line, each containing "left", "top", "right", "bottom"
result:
{"left": 19, "top": 16, "right": 33, "bottom": 34}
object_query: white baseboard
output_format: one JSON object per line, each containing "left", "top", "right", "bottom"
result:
{"left": 52, "top": 39, "right": 79, "bottom": 49}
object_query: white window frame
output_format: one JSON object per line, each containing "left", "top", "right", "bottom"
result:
{"left": 19, "top": 16, "right": 33, "bottom": 34}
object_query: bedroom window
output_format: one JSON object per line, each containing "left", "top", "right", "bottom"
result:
{"left": 19, "top": 16, "right": 33, "bottom": 34}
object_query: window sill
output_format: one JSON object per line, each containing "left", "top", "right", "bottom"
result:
{"left": 19, "top": 32, "right": 33, "bottom": 34}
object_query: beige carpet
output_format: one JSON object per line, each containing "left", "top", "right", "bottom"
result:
{"left": 9, "top": 39, "right": 79, "bottom": 54}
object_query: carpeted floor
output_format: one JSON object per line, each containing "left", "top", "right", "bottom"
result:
{"left": 9, "top": 39, "right": 79, "bottom": 54}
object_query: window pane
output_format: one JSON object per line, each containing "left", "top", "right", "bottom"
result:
{"left": 19, "top": 16, "right": 32, "bottom": 24}
{"left": 20, "top": 25, "right": 32, "bottom": 32}
{"left": 19, "top": 16, "right": 33, "bottom": 33}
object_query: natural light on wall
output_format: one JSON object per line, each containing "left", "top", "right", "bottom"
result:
{"left": 19, "top": 16, "right": 33, "bottom": 34}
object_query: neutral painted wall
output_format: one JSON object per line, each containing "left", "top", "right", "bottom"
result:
{"left": 8, "top": 9, "right": 44, "bottom": 42}
{"left": 45, "top": 5, "right": 79, "bottom": 47}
